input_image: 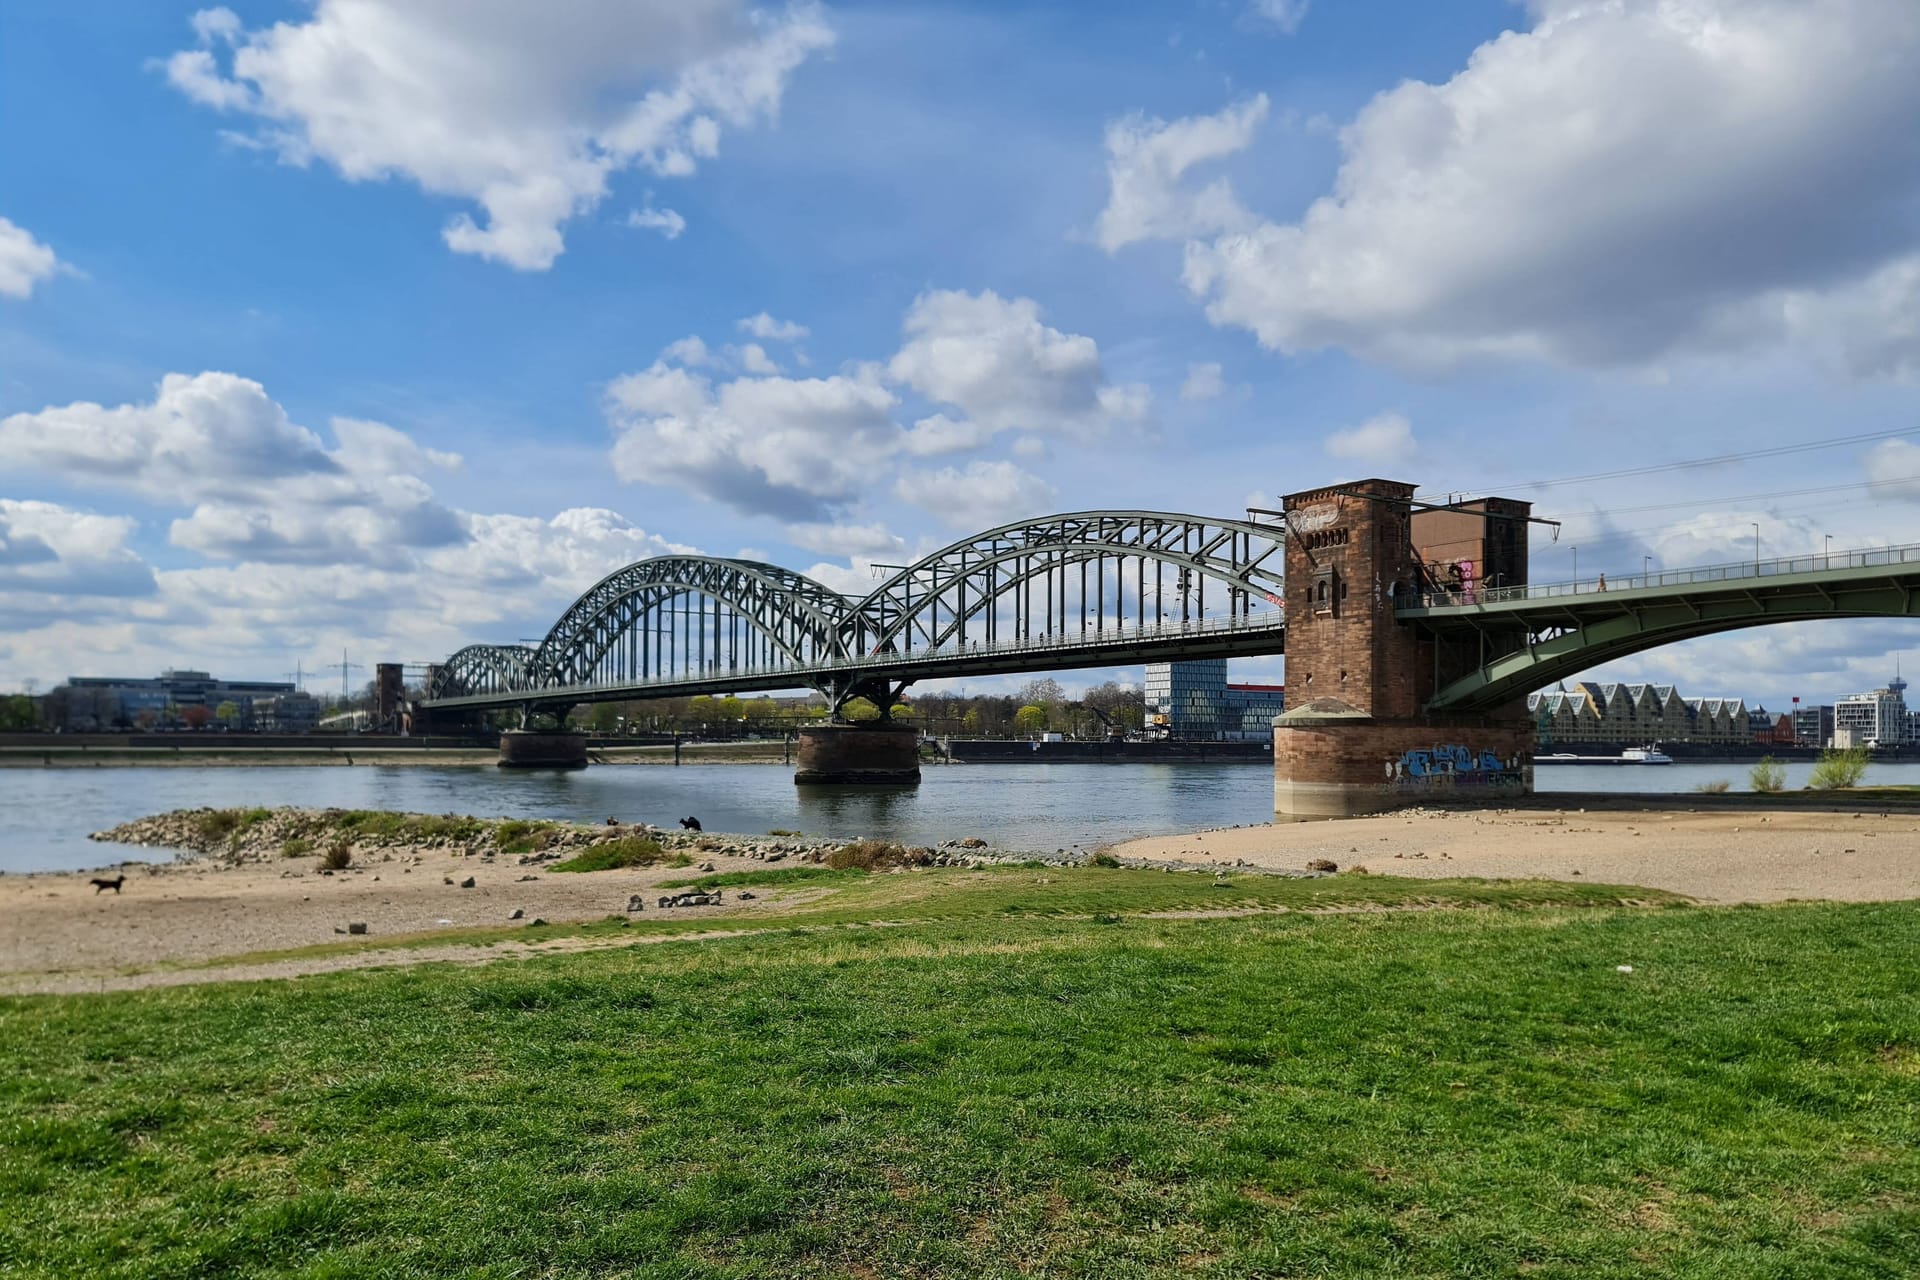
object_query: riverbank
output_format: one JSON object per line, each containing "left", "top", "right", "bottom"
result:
{"left": 0, "top": 807, "right": 1047, "bottom": 990}
{"left": 0, "top": 740, "right": 800, "bottom": 767}
{"left": 1113, "top": 805, "right": 1920, "bottom": 904}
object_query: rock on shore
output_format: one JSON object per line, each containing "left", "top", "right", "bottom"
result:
{"left": 87, "top": 807, "right": 1099, "bottom": 871}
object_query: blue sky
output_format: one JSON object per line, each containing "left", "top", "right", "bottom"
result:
{"left": 2, "top": 0, "right": 1918, "bottom": 708}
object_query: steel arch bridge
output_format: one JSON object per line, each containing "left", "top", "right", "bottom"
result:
{"left": 424, "top": 510, "right": 1291, "bottom": 717}
{"left": 424, "top": 503, "right": 1920, "bottom": 724}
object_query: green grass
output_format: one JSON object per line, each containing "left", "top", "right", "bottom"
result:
{"left": 549, "top": 835, "right": 691, "bottom": 873}
{"left": 3, "top": 870, "right": 1917, "bottom": 1278}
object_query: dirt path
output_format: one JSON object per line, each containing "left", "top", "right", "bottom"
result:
{"left": 1113, "top": 807, "right": 1920, "bottom": 903}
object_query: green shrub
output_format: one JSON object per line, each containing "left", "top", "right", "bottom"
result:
{"left": 826, "top": 840, "right": 928, "bottom": 871}
{"left": 318, "top": 841, "right": 352, "bottom": 871}
{"left": 1086, "top": 851, "right": 1122, "bottom": 868}
{"left": 1749, "top": 756, "right": 1786, "bottom": 793}
{"left": 658, "top": 866, "right": 862, "bottom": 889}
{"left": 549, "top": 836, "right": 685, "bottom": 873}
{"left": 280, "top": 837, "right": 314, "bottom": 858}
{"left": 1694, "top": 779, "right": 1731, "bottom": 794}
{"left": 1808, "top": 745, "right": 1870, "bottom": 790}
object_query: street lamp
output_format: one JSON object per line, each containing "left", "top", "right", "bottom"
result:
{"left": 1825, "top": 534, "right": 1833, "bottom": 566}
{"left": 1571, "top": 545, "right": 1579, "bottom": 590}
{"left": 1751, "top": 522, "right": 1761, "bottom": 569}
{"left": 1643, "top": 554, "right": 1652, "bottom": 584}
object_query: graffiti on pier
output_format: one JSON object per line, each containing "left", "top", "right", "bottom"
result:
{"left": 1387, "top": 742, "right": 1527, "bottom": 791}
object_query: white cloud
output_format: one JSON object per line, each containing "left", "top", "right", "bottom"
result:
{"left": 887, "top": 289, "right": 1146, "bottom": 441}
{"left": 1864, "top": 439, "right": 1920, "bottom": 502}
{"left": 1128, "top": 0, "right": 1920, "bottom": 373}
{"left": 606, "top": 356, "right": 902, "bottom": 521}
{"left": 0, "top": 371, "right": 336, "bottom": 499}
{"left": 903, "top": 413, "right": 995, "bottom": 457}
{"left": 894, "top": 461, "right": 1057, "bottom": 529}
{"left": 0, "top": 373, "right": 467, "bottom": 565}
{"left": 1324, "top": 413, "right": 1417, "bottom": 467}
{"left": 1179, "top": 361, "right": 1225, "bottom": 402}
{"left": 784, "top": 521, "right": 906, "bottom": 558}
{"left": 607, "top": 290, "right": 1142, "bottom": 519}
{"left": 1094, "top": 96, "right": 1267, "bottom": 253}
{"left": 0, "top": 501, "right": 154, "bottom": 600}
{"left": 627, "top": 204, "right": 687, "bottom": 240}
{"left": 1248, "top": 1, "right": 1310, "bottom": 34}
{"left": 0, "top": 216, "right": 65, "bottom": 300}
{"left": 163, "top": 2, "right": 833, "bottom": 270}
{"left": 731, "top": 342, "right": 781, "bottom": 375}
{"left": 738, "top": 311, "right": 809, "bottom": 342}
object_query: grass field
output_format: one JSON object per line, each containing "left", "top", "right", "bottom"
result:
{"left": 2, "top": 866, "right": 1916, "bottom": 1278}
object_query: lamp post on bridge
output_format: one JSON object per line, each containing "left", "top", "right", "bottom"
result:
{"left": 1643, "top": 554, "right": 1652, "bottom": 586}
{"left": 1825, "top": 534, "right": 1833, "bottom": 567}
{"left": 1571, "top": 545, "right": 1578, "bottom": 591}
{"left": 1752, "top": 522, "right": 1761, "bottom": 570}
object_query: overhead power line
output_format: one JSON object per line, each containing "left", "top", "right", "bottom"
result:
{"left": 1418, "top": 425, "right": 1919, "bottom": 497}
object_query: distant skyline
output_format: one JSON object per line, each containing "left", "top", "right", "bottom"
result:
{"left": 4, "top": 0, "right": 1920, "bottom": 709}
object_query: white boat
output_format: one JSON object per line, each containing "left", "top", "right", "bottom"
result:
{"left": 1618, "top": 746, "right": 1673, "bottom": 764}
{"left": 1535, "top": 747, "right": 1673, "bottom": 765}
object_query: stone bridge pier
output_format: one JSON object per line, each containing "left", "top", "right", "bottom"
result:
{"left": 1274, "top": 479, "right": 1535, "bottom": 819}
{"left": 794, "top": 676, "right": 921, "bottom": 785}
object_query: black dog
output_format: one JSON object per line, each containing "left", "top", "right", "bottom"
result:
{"left": 679, "top": 816, "right": 702, "bottom": 832}
{"left": 90, "top": 875, "right": 126, "bottom": 894}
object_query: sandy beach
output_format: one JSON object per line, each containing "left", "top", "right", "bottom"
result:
{"left": 1113, "top": 806, "right": 1920, "bottom": 904}
{"left": 6, "top": 804, "right": 1918, "bottom": 995}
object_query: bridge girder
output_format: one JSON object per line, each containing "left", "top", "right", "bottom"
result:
{"left": 431, "top": 643, "right": 536, "bottom": 700}
{"left": 848, "top": 511, "right": 1286, "bottom": 655}
{"left": 527, "top": 555, "right": 849, "bottom": 688}
{"left": 422, "top": 510, "right": 1290, "bottom": 709}
{"left": 1410, "top": 568, "right": 1920, "bottom": 712}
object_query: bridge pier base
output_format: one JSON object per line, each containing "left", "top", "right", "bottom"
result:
{"left": 794, "top": 723, "right": 921, "bottom": 786}
{"left": 1273, "top": 700, "right": 1533, "bottom": 820}
{"left": 498, "top": 730, "right": 589, "bottom": 770}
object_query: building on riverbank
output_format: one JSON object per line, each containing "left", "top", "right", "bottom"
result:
{"left": 1527, "top": 682, "right": 1762, "bottom": 746}
{"left": 1143, "top": 660, "right": 1284, "bottom": 740}
{"left": 1834, "top": 674, "right": 1910, "bottom": 748}
{"left": 41, "top": 669, "right": 301, "bottom": 732}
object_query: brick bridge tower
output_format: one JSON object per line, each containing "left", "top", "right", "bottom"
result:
{"left": 1273, "top": 478, "right": 1536, "bottom": 819}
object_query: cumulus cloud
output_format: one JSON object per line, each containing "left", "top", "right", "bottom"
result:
{"left": 0, "top": 501, "right": 155, "bottom": 599}
{"left": 784, "top": 521, "right": 906, "bottom": 558}
{"left": 1110, "top": 0, "right": 1920, "bottom": 375}
{"left": 894, "top": 460, "right": 1057, "bottom": 529}
{"left": 888, "top": 289, "right": 1148, "bottom": 442}
{"left": 0, "top": 216, "right": 64, "bottom": 300}
{"left": 0, "top": 373, "right": 467, "bottom": 565}
{"left": 1094, "top": 96, "right": 1267, "bottom": 253}
{"left": 606, "top": 356, "right": 902, "bottom": 522}
{"left": 738, "top": 311, "right": 809, "bottom": 342}
{"left": 1325, "top": 413, "right": 1417, "bottom": 467}
{"left": 627, "top": 204, "right": 687, "bottom": 240}
{"left": 0, "top": 372, "right": 336, "bottom": 499}
{"left": 1179, "top": 361, "right": 1225, "bottom": 402}
{"left": 607, "top": 290, "right": 1137, "bottom": 519}
{"left": 162, "top": 2, "right": 833, "bottom": 269}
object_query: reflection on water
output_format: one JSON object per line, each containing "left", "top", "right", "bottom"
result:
{"left": 0, "top": 762, "right": 1277, "bottom": 874}
{"left": 12, "top": 756, "right": 1920, "bottom": 875}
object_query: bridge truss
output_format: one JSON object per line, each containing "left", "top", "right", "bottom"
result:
{"left": 425, "top": 511, "right": 1289, "bottom": 716}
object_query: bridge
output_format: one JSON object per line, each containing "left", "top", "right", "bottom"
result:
{"left": 422, "top": 480, "right": 1920, "bottom": 813}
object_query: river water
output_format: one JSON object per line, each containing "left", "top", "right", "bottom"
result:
{"left": 7, "top": 758, "right": 1920, "bottom": 875}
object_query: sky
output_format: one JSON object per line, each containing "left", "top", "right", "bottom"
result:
{"left": 2, "top": 0, "right": 1919, "bottom": 710}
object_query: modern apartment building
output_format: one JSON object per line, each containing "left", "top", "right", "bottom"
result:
{"left": 1143, "top": 660, "right": 1285, "bottom": 740}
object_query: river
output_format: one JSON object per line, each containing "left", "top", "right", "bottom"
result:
{"left": 6, "top": 758, "right": 1919, "bottom": 875}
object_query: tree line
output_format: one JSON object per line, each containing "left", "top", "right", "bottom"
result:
{"left": 563, "top": 677, "right": 1145, "bottom": 739}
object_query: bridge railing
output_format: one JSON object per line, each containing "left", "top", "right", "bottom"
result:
{"left": 487, "top": 608, "right": 1287, "bottom": 702}
{"left": 1408, "top": 540, "right": 1920, "bottom": 610}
